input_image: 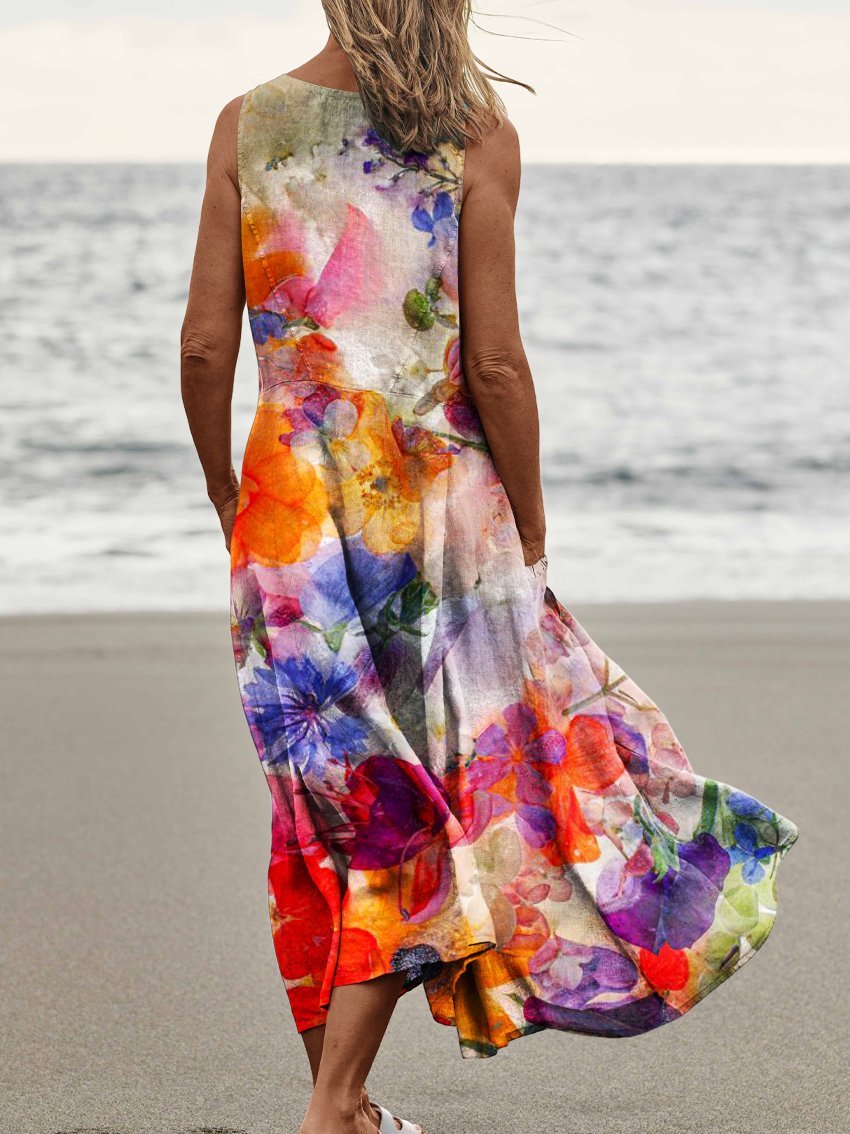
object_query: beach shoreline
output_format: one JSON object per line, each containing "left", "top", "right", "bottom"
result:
{"left": 2, "top": 601, "right": 843, "bottom": 1134}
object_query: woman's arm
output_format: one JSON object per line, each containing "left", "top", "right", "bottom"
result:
{"left": 180, "top": 94, "right": 246, "bottom": 549}
{"left": 458, "top": 118, "right": 546, "bottom": 566}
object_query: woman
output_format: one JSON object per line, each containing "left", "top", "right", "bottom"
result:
{"left": 180, "top": 7, "right": 798, "bottom": 1134}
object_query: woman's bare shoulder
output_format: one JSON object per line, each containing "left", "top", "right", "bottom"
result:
{"left": 207, "top": 93, "right": 248, "bottom": 192}
{"left": 462, "top": 114, "right": 521, "bottom": 208}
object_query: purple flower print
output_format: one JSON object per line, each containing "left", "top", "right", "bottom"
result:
{"left": 340, "top": 755, "right": 451, "bottom": 872}
{"left": 468, "top": 702, "right": 565, "bottom": 848}
{"left": 517, "top": 805, "right": 556, "bottom": 847}
{"left": 401, "top": 151, "right": 431, "bottom": 170}
{"left": 596, "top": 832, "right": 731, "bottom": 951}
{"left": 362, "top": 128, "right": 397, "bottom": 159}
{"left": 612, "top": 718, "right": 649, "bottom": 778}
{"left": 268, "top": 385, "right": 353, "bottom": 446}
{"left": 244, "top": 654, "right": 369, "bottom": 776}
{"left": 411, "top": 191, "right": 456, "bottom": 247}
{"left": 524, "top": 990, "right": 680, "bottom": 1038}
{"left": 443, "top": 394, "right": 484, "bottom": 439}
{"left": 362, "top": 130, "right": 430, "bottom": 176}
{"left": 301, "top": 384, "right": 346, "bottom": 429}
{"left": 529, "top": 936, "right": 639, "bottom": 1010}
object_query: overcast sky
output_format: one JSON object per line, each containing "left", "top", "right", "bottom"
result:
{"left": 1, "top": 0, "right": 848, "bottom": 161}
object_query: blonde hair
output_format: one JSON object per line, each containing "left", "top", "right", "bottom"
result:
{"left": 321, "top": 0, "right": 535, "bottom": 152}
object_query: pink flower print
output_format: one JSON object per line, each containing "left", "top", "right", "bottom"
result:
{"left": 580, "top": 794, "right": 639, "bottom": 854}
{"left": 512, "top": 862, "right": 573, "bottom": 905}
{"left": 303, "top": 204, "right": 376, "bottom": 325}
{"left": 261, "top": 203, "right": 379, "bottom": 331}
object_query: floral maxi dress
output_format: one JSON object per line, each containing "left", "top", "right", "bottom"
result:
{"left": 229, "top": 73, "right": 799, "bottom": 1059}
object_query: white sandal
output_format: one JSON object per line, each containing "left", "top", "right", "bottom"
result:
{"left": 373, "top": 1101, "right": 426, "bottom": 1134}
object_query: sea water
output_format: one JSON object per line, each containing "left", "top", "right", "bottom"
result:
{"left": 1, "top": 162, "right": 848, "bottom": 613}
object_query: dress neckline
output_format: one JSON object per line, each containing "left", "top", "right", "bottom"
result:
{"left": 279, "top": 71, "right": 364, "bottom": 102}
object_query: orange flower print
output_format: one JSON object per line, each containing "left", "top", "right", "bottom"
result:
{"left": 230, "top": 403, "right": 327, "bottom": 569}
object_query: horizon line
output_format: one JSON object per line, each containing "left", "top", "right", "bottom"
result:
{"left": 3, "top": 153, "right": 850, "bottom": 166}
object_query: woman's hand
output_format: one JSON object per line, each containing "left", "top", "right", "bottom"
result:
{"left": 209, "top": 479, "right": 241, "bottom": 553}
{"left": 521, "top": 537, "right": 546, "bottom": 568}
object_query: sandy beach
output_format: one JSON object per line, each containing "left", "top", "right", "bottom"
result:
{"left": 1, "top": 600, "right": 844, "bottom": 1134}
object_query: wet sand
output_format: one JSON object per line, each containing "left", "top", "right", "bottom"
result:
{"left": 1, "top": 602, "right": 844, "bottom": 1134}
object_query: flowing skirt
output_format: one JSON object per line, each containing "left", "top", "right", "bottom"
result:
{"left": 229, "top": 384, "right": 799, "bottom": 1059}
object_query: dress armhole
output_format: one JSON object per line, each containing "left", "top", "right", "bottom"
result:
{"left": 235, "top": 89, "right": 252, "bottom": 200}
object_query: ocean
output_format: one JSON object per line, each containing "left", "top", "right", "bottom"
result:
{"left": 1, "top": 162, "right": 848, "bottom": 613}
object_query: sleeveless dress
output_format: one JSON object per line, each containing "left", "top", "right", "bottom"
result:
{"left": 229, "top": 72, "right": 799, "bottom": 1059}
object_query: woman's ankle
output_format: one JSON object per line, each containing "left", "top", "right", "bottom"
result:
{"left": 361, "top": 1086, "right": 381, "bottom": 1127}
{"left": 302, "top": 1085, "right": 363, "bottom": 1128}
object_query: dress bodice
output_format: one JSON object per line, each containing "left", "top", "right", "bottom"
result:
{"left": 237, "top": 73, "right": 467, "bottom": 405}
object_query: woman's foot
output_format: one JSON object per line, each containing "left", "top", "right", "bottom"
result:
{"left": 363, "top": 1090, "right": 425, "bottom": 1134}
{"left": 300, "top": 1091, "right": 376, "bottom": 1134}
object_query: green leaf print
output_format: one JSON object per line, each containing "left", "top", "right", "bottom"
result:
{"left": 424, "top": 274, "right": 441, "bottom": 302}
{"left": 696, "top": 779, "right": 719, "bottom": 835}
{"left": 371, "top": 574, "right": 440, "bottom": 649}
{"left": 250, "top": 614, "right": 269, "bottom": 660}
{"left": 323, "top": 621, "right": 348, "bottom": 653}
{"left": 718, "top": 788, "right": 742, "bottom": 848}
{"left": 747, "top": 912, "right": 773, "bottom": 950}
{"left": 398, "top": 575, "right": 439, "bottom": 624}
{"left": 403, "top": 288, "right": 436, "bottom": 330}
{"left": 632, "top": 796, "right": 680, "bottom": 879}
{"left": 402, "top": 274, "right": 456, "bottom": 331}
{"left": 717, "top": 865, "right": 761, "bottom": 937}
{"left": 708, "top": 862, "right": 779, "bottom": 964}
{"left": 705, "top": 928, "right": 742, "bottom": 970}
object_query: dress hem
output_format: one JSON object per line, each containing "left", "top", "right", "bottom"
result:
{"left": 444, "top": 829, "right": 799, "bottom": 1059}
{"left": 306, "top": 937, "right": 499, "bottom": 1026}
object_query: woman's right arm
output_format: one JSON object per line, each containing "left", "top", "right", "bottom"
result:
{"left": 179, "top": 96, "right": 246, "bottom": 550}
{"left": 458, "top": 117, "right": 546, "bottom": 566}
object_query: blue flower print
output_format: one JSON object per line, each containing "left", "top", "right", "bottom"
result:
{"left": 411, "top": 191, "right": 456, "bottom": 247}
{"left": 244, "top": 654, "right": 369, "bottom": 777}
{"left": 726, "top": 791, "right": 775, "bottom": 823}
{"left": 249, "top": 309, "right": 287, "bottom": 345}
{"left": 301, "top": 537, "right": 417, "bottom": 645}
{"left": 728, "top": 821, "right": 776, "bottom": 884}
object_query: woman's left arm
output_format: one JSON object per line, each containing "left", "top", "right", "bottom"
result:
{"left": 180, "top": 94, "right": 246, "bottom": 548}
